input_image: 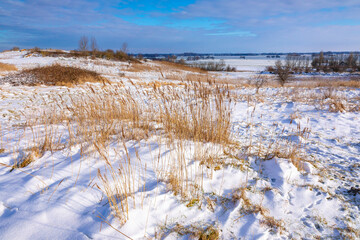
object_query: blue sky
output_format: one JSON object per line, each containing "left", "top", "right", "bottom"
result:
{"left": 0, "top": 0, "right": 359, "bottom": 53}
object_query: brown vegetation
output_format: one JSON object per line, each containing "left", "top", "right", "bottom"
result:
{"left": 0, "top": 62, "right": 17, "bottom": 72}
{"left": 126, "top": 62, "right": 154, "bottom": 72}
{"left": 155, "top": 60, "right": 205, "bottom": 73}
{"left": 3, "top": 64, "right": 107, "bottom": 86}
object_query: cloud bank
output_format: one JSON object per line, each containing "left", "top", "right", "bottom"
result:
{"left": 0, "top": 0, "right": 359, "bottom": 52}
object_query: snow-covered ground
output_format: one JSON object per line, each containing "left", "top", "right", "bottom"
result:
{"left": 0, "top": 51, "right": 359, "bottom": 239}
{"left": 187, "top": 58, "right": 277, "bottom": 78}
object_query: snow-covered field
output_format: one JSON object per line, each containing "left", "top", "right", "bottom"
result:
{"left": 189, "top": 58, "right": 278, "bottom": 78}
{"left": 0, "top": 51, "right": 359, "bottom": 239}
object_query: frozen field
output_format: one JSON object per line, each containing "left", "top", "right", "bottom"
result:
{"left": 0, "top": 51, "right": 359, "bottom": 239}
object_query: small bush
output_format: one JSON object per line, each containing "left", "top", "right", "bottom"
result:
{"left": 275, "top": 60, "right": 291, "bottom": 86}
{"left": 3, "top": 64, "right": 107, "bottom": 86}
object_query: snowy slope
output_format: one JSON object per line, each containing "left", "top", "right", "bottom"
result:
{"left": 0, "top": 51, "right": 359, "bottom": 239}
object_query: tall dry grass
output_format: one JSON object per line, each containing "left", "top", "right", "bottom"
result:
{"left": 3, "top": 77, "right": 234, "bottom": 233}
{"left": 154, "top": 60, "right": 205, "bottom": 73}
{"left": 96, "top": 142, "right": 145, "bottom": 227}
{"left": 25, "top": 79, "right": 233, "bottom": 147}
{"left": 0, "top": 62, "right": 17, "bottom": 72}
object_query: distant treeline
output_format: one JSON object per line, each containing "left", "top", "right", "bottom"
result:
{"left": 267, "top": 52, "right": 360, "bottom": 73}
{"left": 29, "top": 48, "right": 138, "bottom": 63}
{"left": 135, "top": 51, "right": 360, "bottom": 60}
{"left": 156, "top": 56, "right": 236, "bottom": 72}
{"left": 187, "top": 60, "right": 236, "bottom": 72}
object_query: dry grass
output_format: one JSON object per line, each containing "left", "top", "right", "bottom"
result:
{"left": 10, "top": 151, "right": 38, "bottom": 171}
{"left": 289, "top": 77, "right": 360, "bottom": 88}
{"left": 156, "top": 222, "right": 219, "bottom": 240}
{"left": 154, "top": 140, "right": 211, "bottom": 199}
{"left": 260, "top": 215, "right": 285, "bottom": 234}
{"left": 165, "top": 73, "right": 185, "bottom": 81}
{"left": 3, "top": 64, "right": 107, "bottom": 86}
{"left": 0, "top": 62, "right": 17, "bottom": 72}
{"left": 184, "top": 73, "right": 247, "bottom": 86}
{"left": 96, "top": 143, "right": 144, "bottom": 226}
{"left": 242, "top": 79, "right": 359, "bottom": 113}
{"left": 126, "top": 60, "right": 205, "bottom": 75}
{"left": 79, "top": 59, "right": 117, "bottom": 67}
{"left": 54, "top": 80, "right": 232, "bottom": 145}
{"left": 9, "top": 122, "right": 64, "bottom": 171}
{"left": 155, "top": 60, "right": 205, "bottom": 73}
{"left": 135, "top": 80, "right": 186, "bottom": 88}
{"left": 317, "top": 87, "right": 359, "bottom": 112}
{"left": 16, "top": 79, "right": 232, "bottom": 206}
{"left": 241, "top": 76, "right": 360, "bottom": 90}
{"left": 184, "top": 73, "right": 216, "bottom": 84}
{"left": 126, "top": 62, "right": 154, "bottom": 72}
{"left": 233, "top": 187, "right": 285, "bottom": 234}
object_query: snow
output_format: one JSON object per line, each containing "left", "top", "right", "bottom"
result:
{"left": 0, "top": 50, "right": 359, "bottom": 239}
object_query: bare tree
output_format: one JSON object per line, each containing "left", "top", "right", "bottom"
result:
{"left": 90, "top": 37, "right": 98, "bottom": 54}
{"left": 79, "top": 36, "right": 89, "bottom": 52}
{"left": 121, "top": 42, "right": 128, "bottom": 53}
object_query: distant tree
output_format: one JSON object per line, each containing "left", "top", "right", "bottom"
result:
{"left": 177, "top": 59, "right": 186, "bottom": 65}
{"left": 167, "top": 55, "right": 177, "bottom": 62}
{"left": 79, "top": 36, "right": 89, "bottom": 52}
{"left": 137, "top": 54, "right": 144, "bottom": 60}
{"left": 346, "top": 53, "right": 357, "bottom": 72}
{"left": 319, "top": 51, "right": 324, "bottom": 64}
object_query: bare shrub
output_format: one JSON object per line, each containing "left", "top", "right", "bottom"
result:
{"left": 275, "top": 60, "right": 291, "bottom": 86}
{"left": 249, "top": 74, "right": 268, "bottom": 93}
